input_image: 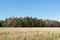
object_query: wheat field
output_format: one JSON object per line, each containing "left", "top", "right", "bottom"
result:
{"left": 0, "top": 27, "right": 60, "bottom": 40}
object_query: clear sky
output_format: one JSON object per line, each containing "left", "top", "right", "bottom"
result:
{"left": 0, "top": 0, "right": 60, "bottom": 21}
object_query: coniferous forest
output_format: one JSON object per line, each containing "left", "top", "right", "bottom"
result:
{"left": 0, "top": 17, "right": 60, "bottom": 27}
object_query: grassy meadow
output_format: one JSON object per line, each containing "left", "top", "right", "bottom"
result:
{"left": 0, "top": 28, "right": 60, "bottom": 40}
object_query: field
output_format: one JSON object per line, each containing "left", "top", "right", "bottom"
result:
{"left": 0, "top": 28, "right": 60, "bottom": 40}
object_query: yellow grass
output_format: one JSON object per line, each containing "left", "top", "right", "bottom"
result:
{"left": 0, "top": 27, "right": 60, "bottom": 40}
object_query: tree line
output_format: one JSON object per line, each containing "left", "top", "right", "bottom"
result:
{"left": 0, "top": 17, "right": 60, "bottom": 27}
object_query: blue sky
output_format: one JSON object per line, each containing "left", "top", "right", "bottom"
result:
{"left": 0, "top": 0, "right": 60, "bottom": 21}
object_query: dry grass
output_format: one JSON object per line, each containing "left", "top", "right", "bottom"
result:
{"left": 0, "top": 27, "right": 60, "bottom": 40}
